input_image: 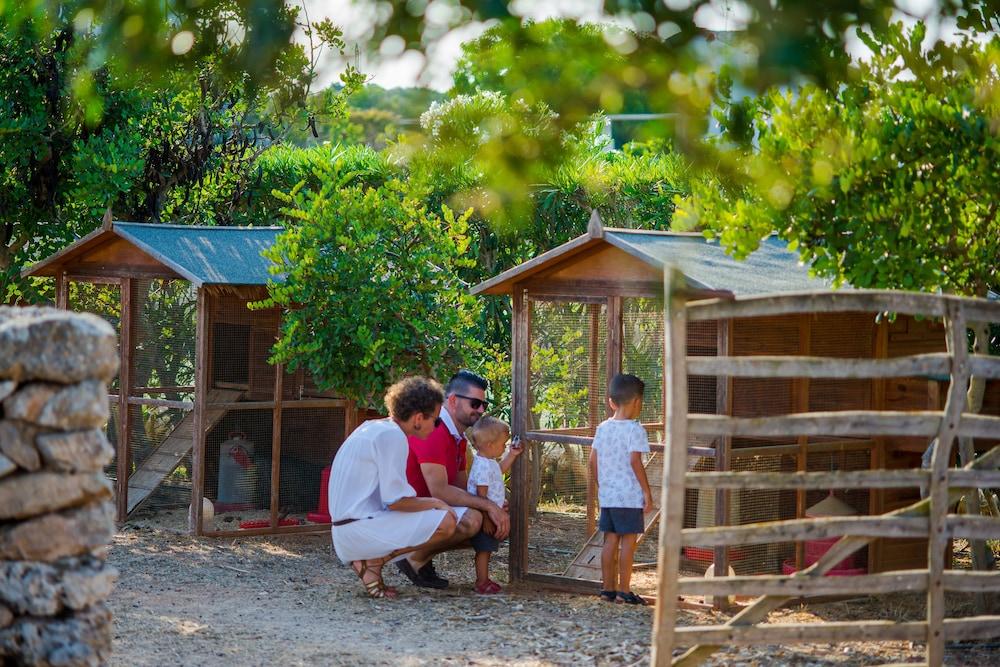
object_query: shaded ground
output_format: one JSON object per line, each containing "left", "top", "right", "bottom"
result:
{"left": 108, "top": 510, "right": 997, "bottom": 666}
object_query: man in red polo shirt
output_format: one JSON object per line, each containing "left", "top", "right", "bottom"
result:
{"left": 397, "top": 370, "right": 511, "bottom": 589}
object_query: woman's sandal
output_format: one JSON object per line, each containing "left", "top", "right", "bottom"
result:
{"left": 617, "top": 590, "right": 647, "bottom": 605}
{"left": 599, "top": 589, "right": 617, "bottom": 602}
{"left": 352, "top": 559, "right": 398, "bottom": 599}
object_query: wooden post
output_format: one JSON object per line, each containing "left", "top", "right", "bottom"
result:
{"left": 115, "top": 278, "right": 134, "bottom": 523}
{"left": 586, "top": 303, "right": 601, "bottom": 535}
{"left": 794, "top": 315, "right": 811, "bottom": 571}
{"left": 606, "top": 296, "right": 623, "bottom": 385}
{"left": 870, "top": 318, "right": 889, "bottom": 572}
{"left": 652, "top": 267, "right": 689, "bottom": 666}
{"left": 927, "top": 303, "right": 968, "bottom": 666}
{"left": 189, "top": 288, "right": 210, "bottom": 536}
{"left": 509, "top": 285, "right": 530, "bottom": 581}
{"left": 271, "top": 360, "right": 284, "bottom": 529}
{"left": 713, "top": 318, "right": 732, "bottom": 606}
{"left": 55, "top": 271, "right": 68, "bottom": 309}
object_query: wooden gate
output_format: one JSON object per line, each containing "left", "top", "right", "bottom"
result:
{"left": 652, "top": 268, "right": 1000, "bottom": 666}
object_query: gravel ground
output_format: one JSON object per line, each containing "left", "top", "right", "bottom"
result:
{"left": 107, "top": 511, "right": 998, "bottom": 666}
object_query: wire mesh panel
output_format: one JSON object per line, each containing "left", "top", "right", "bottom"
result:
{"left": 68, "top": 281, "right": 122, "bottom": 478}
{"left": 525, "top": 439, "right": 592, "bottom": 575}
{"left": 132, "top": 279, "right": 196, "bottom": 398}
{"left": 529, "top": 300, "right": 607, "bottom": 434}
{"left": 276, "top": 407, "right": 346, "bottom": 517}
{"left": 130, "top": 405, "right": 195, "bottom": 511}
{"left": 809, "top": 312, "right": 875, "bottom": 412}
{"left": 205, "top": 408, "right": 274, "bottom": 519}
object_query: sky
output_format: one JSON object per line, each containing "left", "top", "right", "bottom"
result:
{"left": 297, "top": 0, "right": 964, "bottom": 92}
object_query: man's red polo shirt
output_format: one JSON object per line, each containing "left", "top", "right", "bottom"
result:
{"left": 406, "top": 420, "right": 467, "bottom": 498}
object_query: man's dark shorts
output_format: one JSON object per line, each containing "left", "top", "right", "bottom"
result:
{"left": 599, "top": 507, "right": 644, "bottom": 535}
{"left": 470, "top": 529, "right": 500, "bottom": 553}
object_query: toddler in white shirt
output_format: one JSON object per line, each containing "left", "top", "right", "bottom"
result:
{"left": 466, "top": 416, "right": 522, "bottom": 594}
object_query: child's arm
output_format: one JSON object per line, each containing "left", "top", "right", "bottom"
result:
{"left": 499, "top": 445, "right": 523, "bottom": 474}
{"left": 588, "top": 446, "right": 598, "bottom": 490}
{"left": 476, "top": 485, "right": 497, "bottom": 536}
{"left": 630, "top": 451, "right": 654, "bottom": 514}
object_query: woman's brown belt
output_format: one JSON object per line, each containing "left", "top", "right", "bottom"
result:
{"left": 332, "top": 518, "right": 358, "bottom": 526}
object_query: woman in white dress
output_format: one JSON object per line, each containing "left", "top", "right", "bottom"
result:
{"left": 328, "top": 377, "right": 458, "bottom": 598}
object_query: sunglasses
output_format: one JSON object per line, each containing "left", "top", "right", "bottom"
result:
{"left": 454, "top": 393, "right": 488, "bottom": 410}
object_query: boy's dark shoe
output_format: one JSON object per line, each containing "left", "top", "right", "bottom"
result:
{"left": 418, "top": 561, "right": 449, "bottom": 588}
{"left": 599, "top": 590, "right": 616, "bottom": 603}
{"left": 617, "top": 591, "right": 647, "bottom": 605}
{"left": 395, "top": 559, "right": 448, "bottom": 589}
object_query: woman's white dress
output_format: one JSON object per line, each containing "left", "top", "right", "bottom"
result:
{"left": 328, "top": 419, "right": 447, "bottom": 563}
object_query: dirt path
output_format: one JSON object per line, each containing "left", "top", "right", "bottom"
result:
{"left": 107, "top": 513, "right": 996, "bottom": 666}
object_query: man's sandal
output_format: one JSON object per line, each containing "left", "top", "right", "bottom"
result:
{"left": 352, "top": 560, "right": 398, "bottom": 599}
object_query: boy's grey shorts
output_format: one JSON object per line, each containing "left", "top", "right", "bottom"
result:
{"left": 599, "top": 507, "right": 644, "bottom": 535}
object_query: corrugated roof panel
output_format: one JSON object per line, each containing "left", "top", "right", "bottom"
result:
{"left": 604, "top": 231, "right": 834, "bottom": 296}
{"left": 113, "top": 222, "right": 282, "bottom": 286}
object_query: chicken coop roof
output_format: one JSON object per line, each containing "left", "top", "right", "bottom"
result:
{"left": 23, "top": 222, "right": 283, "bottom": 287}
{"left": 471, "top": 227, "right": 834, "bottom": 296}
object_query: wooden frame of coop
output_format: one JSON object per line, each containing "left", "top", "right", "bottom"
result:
{"left": 652, "top": 278, "right": 1000, "bottom": 666}
{"left": 23, "top": 219, "right": 367, "bottom": 537}
{"left": 473, "top": 215, "right": 1000, "bottom": 597}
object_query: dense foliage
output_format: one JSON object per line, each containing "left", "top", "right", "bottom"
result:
{"left": 256, "top": 154, "right": 478, "bottom": 404}
{"left": 680, "top": 24, "right": 1000, "bottom": 298}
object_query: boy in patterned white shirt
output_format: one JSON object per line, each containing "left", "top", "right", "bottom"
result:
{"left": 589, "top": 373, "right": 654, "bottom": 604}
{"left": 466, "top": 416, "right": 523, "bottom": 594}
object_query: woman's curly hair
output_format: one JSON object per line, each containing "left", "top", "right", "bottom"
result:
{"left": 384, "top": 376, "right": 445, "bottom": 421}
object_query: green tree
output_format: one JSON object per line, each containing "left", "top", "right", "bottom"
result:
{"left": 2, "top": 4, "right": 361, "bottom": 302}
{"left": 257, "top": 154, "right": 479, "bottom": 404}
{"left": 679, "top": 23, "right": 1000, "bottom": 299}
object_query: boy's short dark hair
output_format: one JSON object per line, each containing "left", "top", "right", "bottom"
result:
{"left": 445, "top": 369, "right": 488, "bottom": 396}
{"left": 609, "top": 373, "right": 645, "bottom": 405}
{"left": 384, "top": 376, "right": 445, "bottom": 421}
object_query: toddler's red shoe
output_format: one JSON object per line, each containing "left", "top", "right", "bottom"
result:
{"left": 475, "top": 580, "right": 502, "bottom": 595}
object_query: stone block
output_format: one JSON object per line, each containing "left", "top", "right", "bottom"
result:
{"left": 0, "top": 605, "right": 10, "bottom": 629}
{"left": 0, "top": 557, "right": 117, "bottom": 617}
{"left": 0, "top": 472, "right": 112, "bottom": 521}
{"left": 0, "top": 501, "right": 115, "bottom": 562}
{"left": 36, "top": 429, "right": 113, "bottom": 473}
{"left": 3, "top": 381, "right": 108, "bottom": 430}
{"left": 0, "top": 420, "right": 42, "bottom": 471}
{"left": 0, "top": 307, "right": 118, "bottom": 383}
{"left": 0, "top": 454, "right": 15, "bottom": 480}
{"left": 0, "top": 603, "right": 111, "bottom": 667}
{"left": 0, "top": 380, "right": 14, "bottom": 401}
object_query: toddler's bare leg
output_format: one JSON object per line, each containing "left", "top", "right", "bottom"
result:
{"left": 601, "top": 532, "right": 620, "bottom": 592}
{"left": 617, "top": 533, "right": 640, "bottom": 592}
{"left": 474, "top": 551, "right": 491, "bottom": 586}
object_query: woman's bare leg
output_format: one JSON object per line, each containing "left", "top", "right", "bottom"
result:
{"left": 382, "top": 510, "right": 458, "bottom": 563}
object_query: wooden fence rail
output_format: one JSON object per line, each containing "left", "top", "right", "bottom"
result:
{"left": 651, "top": 276, "right": 1000, "bottom": 667}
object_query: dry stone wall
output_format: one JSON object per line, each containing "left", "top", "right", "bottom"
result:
{"left": 0, "top": 307, "right": 118, "bottom": 666}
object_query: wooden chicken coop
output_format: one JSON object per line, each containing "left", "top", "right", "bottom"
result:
{"left": 23, "top": 219, "right": 367, "bottom": 536}
{"left": 472, "top": 215, "right": 1000, "bottom": 593}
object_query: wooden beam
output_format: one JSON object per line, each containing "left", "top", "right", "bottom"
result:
{"left": 509, "top": 285, "right": 530, "bottom": 581}
{"left": 189, "top": 288, "right": 209, "bottom": 537}
{"left": 683, "top": 469, "right": 929, "bottom": 490}
{"left": 794, "top": 314, "right": 811, "bottom": 572}
{"left": 927, "top": 303, "right": 968, "bottom": 666}
{"left": 607, "top": 296, "right": 623, "bottom": 382}
{"left": 586, "top": 303, "right": 601, "bottom": 536}
{"left": 714, "top": 317, "right": 732, "bottom": 603}
{"left": 55, "top": 271, "right": 68, "bottom": 309}
{"left": 126, "top": 397, "right": 194, "bottom": 410}
{"left": 686, "top": 353, "right": 953, "bottom": 379}
{"left": 675, "top": 619, "right": 929, "bottom": 645}
{"left": 678, "top": 570, "right": 928, "bottom": 597}
{"left": 651, "top": 267, "right": 688, "bottom": 666}
{"left": 728, "top": 439, "right": 874, "bottom": 458}
{"left": 687, "top": 412, "right": 1000, "bottom": 438}
{"left": 687, "top": 290, "right": 952, "bottom": 321}
{"left": 116, "top": 277, "right": 134, "bottom": 523}
{"left": 271, "top": 361, "right": 284, "bottom": 529}
{"left": 946, "top": 514, "right": 1000, "bottom": 539}
{"left": 681, "top": 516, "right": 929, "bottom": 546}
{"left": 204, "top": 523, "right": 330, "bottom": 538}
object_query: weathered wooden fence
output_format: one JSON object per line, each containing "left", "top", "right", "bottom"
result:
{"left": 652, "top": 269, "right": 1000, "bottom": 666}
